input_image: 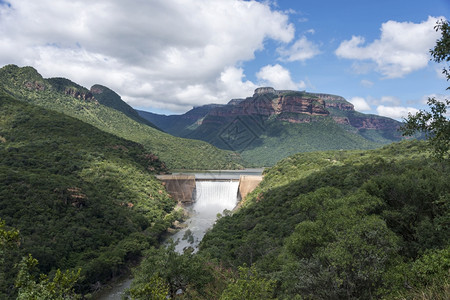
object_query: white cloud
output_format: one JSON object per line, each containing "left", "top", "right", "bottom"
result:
{"left": 435, "top": 67, "right": 448, "bottom": 80}
{"left": 376, "top": 105, "right": 419, "bottom": 119}
{"left": 422, "top": 93, "right": 449, "bottom": 104}
{"left": 379, "top": 96, "right": 401, "bottom": 106}
{"left": 336, "top": 16, "right": 444, "bottom": 78}
{"left": 256, "top": 64, "right": 306, "bottom": 90}
{"left": 277, "top": 36, "right": 321, "bottom": 62}
{"left": 349, "top": 97, "right": 371, "bottom": 111}
{"left": 218, "top": 66, "right": 258, "bottom": 100}
{"left": 360, "top": 79, "right": 374, "bottom": 88}
{"left": 0, "top": 0, "right": 295, "bottom": 112}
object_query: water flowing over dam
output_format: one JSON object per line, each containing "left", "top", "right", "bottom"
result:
{"left": 96, "top": 169, "right": 263, "bottom": 299}
{"left": 169, "top": 180, "right": 240, "bottom": 253}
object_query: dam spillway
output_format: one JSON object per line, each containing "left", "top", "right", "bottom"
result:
{"left": 156, "top": 170, "right": 263, "bottom": 204}
{"left": 157, "top": 169, "right": 263, "bottom": 253}
{"left": 168, "top": 180, "right": 240, "bottom": 253}
{"left": 156, "top": 174, "right": 196, "bottom": 203}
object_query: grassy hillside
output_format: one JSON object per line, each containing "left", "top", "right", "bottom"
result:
{"left": 238, "top": 117, "right": 387, "bottom": 166}
{"left": 127, "top": 141, "right": 449, "bottom": 299}
{"left": 140, "top": 90, "right": 407, "bottom": 167}
{"left": 198, "top": 140, "right": 449, "bottom": 299}
{"left": 90, "top": 83, "right": 160, "bottom": 130}
{"left": 0, "top": 92, "right": 181, "bottom": 297}
{"left": 0, "top": 65, "right": 243, "bottom": 170}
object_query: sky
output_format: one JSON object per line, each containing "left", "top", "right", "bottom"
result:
{"left": 0, "top": 0, "right": 449, "bottom": 119}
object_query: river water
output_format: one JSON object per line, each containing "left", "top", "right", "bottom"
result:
{"left": 169, "top": 180, "right": 240, "bottom": 253}
{"left": 95, "top": 169, "right": 263, "bottom": 299}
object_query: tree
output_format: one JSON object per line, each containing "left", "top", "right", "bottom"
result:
{"left": 15, "top": 254, "right": 81, "bottom": 300}
{"left": 401, "top": 20, "right": 450, "bottom": 160}
{"left": 430, "top": 20, "right": 450, "bottom": 83}
{"left": 219, "top": 266, "right": 275, "bottom": 300}
{"left": 0, "top": 219, "right": 20, "bottom": 298}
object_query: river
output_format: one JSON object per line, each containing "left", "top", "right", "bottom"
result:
{"left": 95, "top": 169, "right": 263, "bottom": 299}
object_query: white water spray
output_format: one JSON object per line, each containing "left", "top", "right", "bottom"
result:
{"left": 171, "top": 180, "right": 239, "bottom": 253}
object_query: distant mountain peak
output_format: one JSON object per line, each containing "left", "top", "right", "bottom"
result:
{"left": 138, "top": 87, "right": 406, "bottom": 165}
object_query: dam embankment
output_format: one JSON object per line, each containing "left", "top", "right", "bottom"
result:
{"left": 156, "top": 171, "right": 263, "bottom": 203}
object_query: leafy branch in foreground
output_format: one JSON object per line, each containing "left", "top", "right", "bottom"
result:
{"left": 402, "top": 98, "right": 449, "bottom": 160}
{"left": 401, "top": 19, "right": 450, "bottom": 160}
{"left": 430, "top": 19, "right": 450, "bottom": 83}
{"left": 15, "top": 254, "right": 81, "bottom": 300}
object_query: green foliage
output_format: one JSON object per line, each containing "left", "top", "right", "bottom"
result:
{"left": 239, "top": 117, "right": 391, "bottom": 166}
{"left": 127, "top": 274, "right": 169, "bottom": 300}
{"left": 182, "top": 108, "right": 403, "bottom": 166}
{"left": 145, "top": 89, "right": 404, "bottom": 167}
{"left": 199, "top": 140, "right": 449, "bottom": 299}
{"left": 0, "top": 219, "right": 20, "bottom": 299}
{"left": 15, "top": 254, "right": 81, "bottom": 300}
{"left": 0, "top": 218, "right": 19, "bottom": 251}
{"left": 401, "top": 19, "right": 450, "bottom": 161}
{"left": 0, "top": 65, "right": 243, "bottom": 170}
{"left": 0, "top": 94, "right": 178, "bottom": 296}
{"left": 90, "top": 84, "right": 160, "bottom": 130}
{"left": 219, "top": 266, "right": 275, "bottom": 300}
{"left": 127, "top": 244, "right": 215, "bottom": 299}
{"left": 402, "top": 98, "right": 449, "bottom": 161}
{"left": 382, "top": 246, "right": 450, "bottom": 299}
{"left": 430, "top": 19, "right": 450, "bottom": 83}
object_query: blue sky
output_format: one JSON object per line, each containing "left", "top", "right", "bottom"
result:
{"left": 0, "top": 0, "right": 449, "bottom": 119}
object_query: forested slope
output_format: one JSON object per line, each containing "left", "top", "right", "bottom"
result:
{"left": 0, "top": 92, "right": 181, "bottom": 298}
{"left": 0, "top": 65, "right": 243, "bottom": 170}
{"left": 199, "top": 140, "right": 449, "bottom": 299}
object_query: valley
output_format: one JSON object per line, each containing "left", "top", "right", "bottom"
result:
{"left": 0, "top": 1, "right": 449, "bottom": 299}
{"left": 0, "top": 64, "right": 448, "bottom": 299}
{"left": 138, "top": 87, "right": 411, "bottom": 166}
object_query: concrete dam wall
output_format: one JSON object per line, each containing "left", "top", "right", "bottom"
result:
{"left": 238, "top": 175, "right": 263, "bottom": 200}
{"left": 157, "top": 175, "right": 196, "bottom": 203}
{"left": 157, "top": 174, "right": 263, "bottom": 203}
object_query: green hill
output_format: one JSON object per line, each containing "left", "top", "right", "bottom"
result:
{"left": 198, "top": 140, "right": 449, "bottom": 298}
{"left": 89, "top": 83, "right": 161, "bottom": 130}
{"left": 139, "top": 87, "right": 410, "bottom": 166}
{"left": 126, "top": 140, "right": 449, "bottom": 299}
{"left": 0, "top": 92, "right": 181, "bottom": 297}
{"left": 0, "top": 64, "right": 243, "bottom": 170}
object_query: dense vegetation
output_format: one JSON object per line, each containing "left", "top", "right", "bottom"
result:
{"left": 0, "top": 93, "right": 183, "bottom": 298}
{"left": 238, "top": 116, "right": 393, "bottom": 166}
{"left": 129, "top": 140, "right": 449, "bottom": 299}
{"left": 0, "top": 65, "right": 243, "bottom": 170}
{"left": 89, "top": 83, "right": 161, "bottom": 130}
{"left": 141, "top": 96, "right": 406, "bottom": 167}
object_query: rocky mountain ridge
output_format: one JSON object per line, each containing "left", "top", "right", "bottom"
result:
{"left": 138, "top": 87, "right": 407, "bottom": 166}
{"left": 142, "top": 87, "right": 400, "bottom": 133}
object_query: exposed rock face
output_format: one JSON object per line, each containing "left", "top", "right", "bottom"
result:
{"left": 64, "top": 87, "right": 95, "bottom": 101}
{"left": 24, "top": 81, "right": 46, "bottom": 91}
{"left": 207, "top": 88, "right": 330, "bottom": 124}
{"left": 228, "top": 98, "right": 245, "bottom": 105}
{"left": 254, "top": 87, "right": 277, "bottom": 96}
{"left": 142, "top": 86, "right": 402, "bottom": 138}
{"left": 325, "top": 101, "right": 354, "bottom": 111}
{"left": 90, "top": 85, "right": 104, "bottom": 95}
{"left": 47, "top": 77, "right": 97, "bottom": 102}
{"left": 332, "top": 117, "right": 351, "bottom": 125}
{"left": 276, "top": 95, "right": 329, "bottom": 116}
{"left": 349, "top": 115, "right": 400, "bottom": 130}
